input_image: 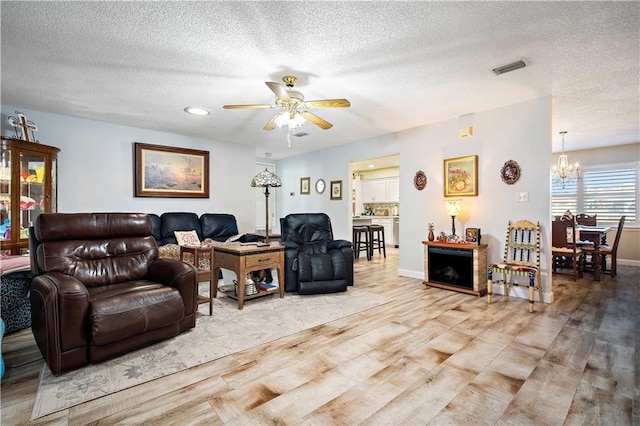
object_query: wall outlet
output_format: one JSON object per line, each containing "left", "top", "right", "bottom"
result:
{"left": 517, "top": 191, "right": 529, "bottom": 202}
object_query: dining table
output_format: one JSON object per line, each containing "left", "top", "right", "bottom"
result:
{"left": 576, "top": 225, "right": 611, "bottom": 281}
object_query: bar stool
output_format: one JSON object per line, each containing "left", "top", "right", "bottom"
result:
{"left": 352, "top": 226, "right": 371, "bottom": 260}
{"left": 368, "top": 224, "right": 386, "bottom": 258}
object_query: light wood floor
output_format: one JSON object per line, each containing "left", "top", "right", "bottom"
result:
{"left": 2, "top": 248, "right": 638, "bottom": 425}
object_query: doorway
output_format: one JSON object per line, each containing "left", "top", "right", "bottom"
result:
{"left": 349, "top": 154, "right": 400, "bottom": 251}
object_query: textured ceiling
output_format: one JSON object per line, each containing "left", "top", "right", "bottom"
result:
{"left": 1, "top": 1, "right": 638, "bottom": 160}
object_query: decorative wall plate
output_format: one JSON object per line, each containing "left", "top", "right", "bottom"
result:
{"left": 500, "top": 160, "right": 521, "bottom": 185}
{"left": 414, "top": 170, "right": 427, "bottom": 190}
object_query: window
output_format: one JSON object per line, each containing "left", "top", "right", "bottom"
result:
{"left": 552, "top": 162, "right": 638, "bottom": 226}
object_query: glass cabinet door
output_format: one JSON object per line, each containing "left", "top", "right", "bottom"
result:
{"left": 0, "top": 142, "right": 11, "bottom": 247}
{"left": 19, "top": 151, "right": 46, "bottom": 241}
{"left": 0, "top": 138, "right": 59, "bottom": 255}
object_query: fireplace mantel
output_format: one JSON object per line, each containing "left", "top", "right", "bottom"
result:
{"left": 422, "top": 241, "right": 488, "bottom": 296}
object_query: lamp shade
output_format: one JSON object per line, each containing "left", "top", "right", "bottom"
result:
{"left": 251, "top": 169, "right": 282, "bottom": 188}
{"left": 445, "top": 200, "right": 461, "bottom": 216}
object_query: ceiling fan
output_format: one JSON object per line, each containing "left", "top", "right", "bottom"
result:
{"left": 222, "top": 76, "right": 350, "bottom": 131}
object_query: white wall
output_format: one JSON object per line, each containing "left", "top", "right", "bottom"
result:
{"left": 2, "top": 98, "right": 554, "bottom": 302}
{"left": 1, "top": 106, "right": 258, "bottom": 233}
{"left": 278, "top": 97, "right": 554, "bottom": 302}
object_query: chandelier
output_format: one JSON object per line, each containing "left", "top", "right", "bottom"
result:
{"left": 552, "top": 131, "right": 579, "bottom": 188}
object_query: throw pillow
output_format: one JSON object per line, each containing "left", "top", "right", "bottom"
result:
{"left": 174, "top": 230, "right": 200, "bottom": 246}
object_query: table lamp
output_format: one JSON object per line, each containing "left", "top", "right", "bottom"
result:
{"left": 445, "top": 199, "right": 462, "bottom": 237}
{"left": 251, "top": 168, "right": 282, "bottom": 241}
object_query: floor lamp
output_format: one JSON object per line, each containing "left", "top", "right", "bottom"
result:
{"left": 251, "top": 168, "right": 282, "bottom": 241}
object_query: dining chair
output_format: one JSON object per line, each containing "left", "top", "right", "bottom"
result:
{"left": 575, "top": 213, "right": 597, "bottom": 226}
{"left": 488, "top": 220, "right": 542, "bottom": 313}
{"left": 581, "top": 215, "right": 625, "bottom": 278}
{"left": 574, "top": 213, "right": 606, "bottom": 247}
{"left": 551, "top": 218, "right": 583, "bottom": 281}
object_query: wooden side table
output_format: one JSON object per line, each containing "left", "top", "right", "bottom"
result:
{"left": 255, "top": 233, "right": 281, "bottom": 243}
{"left": 212, "top": 243, "right": 285, "bottom": 310}
{"left": 180, "top": 245, "right": 215, "bottom": 315}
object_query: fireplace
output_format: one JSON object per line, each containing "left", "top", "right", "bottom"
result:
{"left": 422, "top": 242, "right": 487, "bottom": 296}
{"left": 428, "top": 246, "right": 473, "bottom": 290}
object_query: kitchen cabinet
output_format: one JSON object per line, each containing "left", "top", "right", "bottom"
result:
{"left": 360, "top": 177, "right": 399, "bottom": 203}
{"left": 352, "top": 180, "right": 363, "bottom": 215}
{"left": 0, "top": 137, "right": 60, "bottom": 255}
{"left": 361, "top": 179, "right": 386, "bottom": 203}
{"left": 386, "top": 177, "right": 399, "bottom": 202}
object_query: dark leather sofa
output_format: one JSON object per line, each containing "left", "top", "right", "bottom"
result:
{"left": 29, "top": 213, "right": 198, "bottom": 375}
{"left": 280, "top": 213, "right": 354, "bottom": 294}
{"left": 148, "top": 212, "right": 258, "bottom": 245}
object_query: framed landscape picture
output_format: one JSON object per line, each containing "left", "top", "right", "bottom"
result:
{"left": 444, "top": 155, "right": 478, "bottom": 197}
{"left": 330, "top": 180, "right": 343, "bottom": 200}
{"left": 134, "top": 142, "right": 209, "bottom": 198}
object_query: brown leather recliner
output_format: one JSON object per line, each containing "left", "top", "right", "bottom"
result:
{"left": 30, "top": 213, "right": 198, "bottom": 375}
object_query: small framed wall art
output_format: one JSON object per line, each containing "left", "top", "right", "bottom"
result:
{"left": 300, "top": 177, "right": 311, "bottom": 195}
{"left": 134, "top": 142, "right": 209, "bottom": 198}
{"left": 500, "top": 160, "right": 521, "bottom": 185}
{"left": 330, "top": 180, "right": 343, "bottom": 200}
{"left": 414, "top": 170, "right": 427, "bottom": 190}
{"left": 444, "top": 155, "right": 478, "bottom": 197}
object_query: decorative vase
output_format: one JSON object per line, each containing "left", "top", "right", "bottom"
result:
{"left": 428, "top": 229, "right": 435, "bottom": 242}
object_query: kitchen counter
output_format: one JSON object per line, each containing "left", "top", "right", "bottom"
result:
{"left": 352, "top": 216, "right": 399, "bottom": 247}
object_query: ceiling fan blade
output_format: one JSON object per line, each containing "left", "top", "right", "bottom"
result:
{"left": 263, "top": 112, "right": 287, "bottom": 130}
{"left": 304, "top": 99, "right": 351, "bottom": 108}
{"left": 223, "top": 104, "right": 273, "bottom": 109}
{"left": 265, "top": 82, "right": 291, "bottom": 101}
{"left": 300, "top": 111, "right": 333, "bottom": 130}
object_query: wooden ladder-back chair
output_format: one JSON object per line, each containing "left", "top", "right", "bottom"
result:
{"left": 551, "top": 218, "right": 583, "bottom": 281}
{"left": 488, "top": 220, "right": 542, "bottom": 313}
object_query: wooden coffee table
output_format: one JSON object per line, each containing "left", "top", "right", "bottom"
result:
{"left": 212, "top": 242, "right": 285, "bottom": 310}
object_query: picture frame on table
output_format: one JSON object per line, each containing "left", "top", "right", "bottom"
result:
{"left": 300, "top": 177, "right": 311, "bottom": 195}
{"left": 444, "top": 155, "right": 478, "bottom": 197}
{"left": 330, "top": 180, "right": 343, "bottom": 200}
{"left": 134, "top": 142, "right": 209, "bottom": 198}
{"left": 465, "top": 227, "right": 481, "bottom": 244}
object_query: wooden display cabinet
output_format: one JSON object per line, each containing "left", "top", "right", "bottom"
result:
{"left": 0, "top": 137, "right": 60, "bottom": 255}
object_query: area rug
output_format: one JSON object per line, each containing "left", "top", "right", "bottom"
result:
{"left": 31, "top": 286, "right": 391, "bottom": 420}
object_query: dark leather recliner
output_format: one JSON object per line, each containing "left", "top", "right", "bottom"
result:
{"left": 280, "top": 213, "right": 354, "bottom": 294}
{"left": 29, "top": 213, "right": 198, "bottom": 375}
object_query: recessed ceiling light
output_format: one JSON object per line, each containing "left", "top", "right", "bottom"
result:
{"left": 184, "top": 106, "right": 210, "bottom": 116}
{"left": 368, "top": 164, "right": 375, "bottom": 168}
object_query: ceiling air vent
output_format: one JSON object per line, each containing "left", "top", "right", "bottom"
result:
{"left": 293, "top": 131, "right": 309, "bottom": 137}
{"left": 492, "top": 59, "right": 526, "bottom": 75}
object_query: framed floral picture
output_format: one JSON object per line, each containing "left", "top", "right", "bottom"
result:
{"left": 134, "top": 142, "right": 209, "bottom": 198}
{"left": 300, "top": 177, "right": 311, "bottom": 195}
{"left": 444, "top": 155, "right": 478, "bottom": 197}
{"left": 330, "top": 180, "right": 342, "bottom": 200}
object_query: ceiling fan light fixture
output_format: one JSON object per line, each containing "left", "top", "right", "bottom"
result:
{"left": 184, "top": 106, "right": 210, "bottom": 116}
{"left": 274, "top": 112, "right": 306, "bottom": 129}
{"left": 492, "top": 59, "right": 527, "bottom": 75}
